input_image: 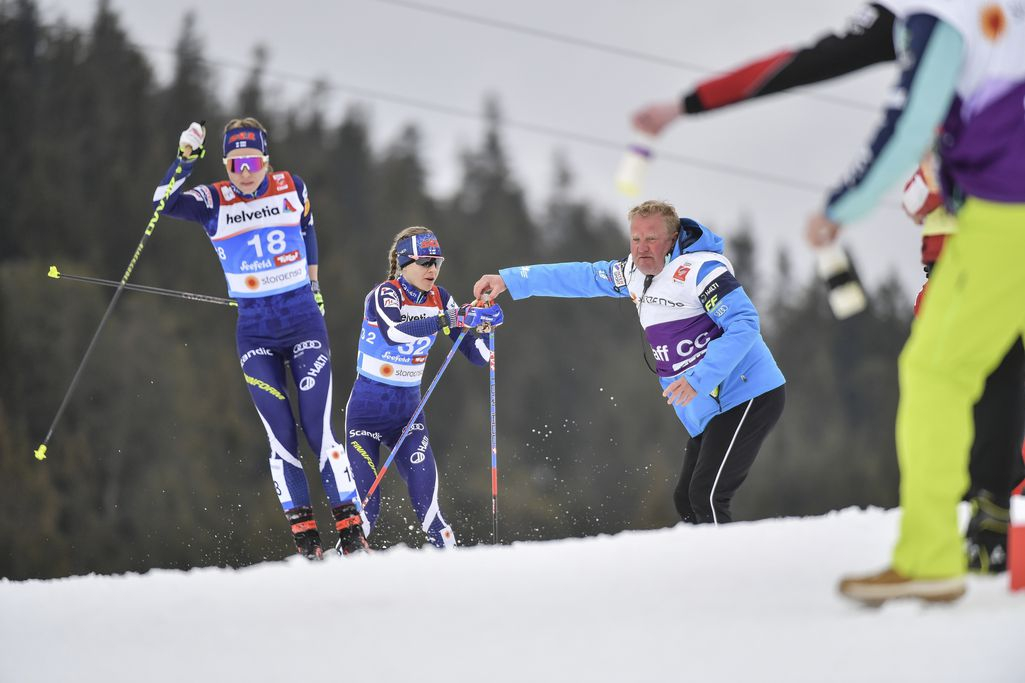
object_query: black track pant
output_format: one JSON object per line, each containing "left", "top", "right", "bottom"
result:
{"left": 969, "top": 337, "right": 1025, "bottom": 505}
{"left": 675, "top": 385, "right": 786, "bottom": 525}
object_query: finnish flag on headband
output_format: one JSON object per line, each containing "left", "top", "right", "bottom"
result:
{"left": 396, "top": 231, "right": 444, "bottom": 267}
{"left": 223, "top": 127, "right": 268, "bottom": 156}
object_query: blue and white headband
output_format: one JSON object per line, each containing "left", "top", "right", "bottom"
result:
{"left": 396, "top": 231, "right": 444, "bottom": 267}
{"left": 223, "top": 127, "right": 268, "bottom": 157}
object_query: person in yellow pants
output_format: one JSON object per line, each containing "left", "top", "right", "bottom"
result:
{"left": 891, "top": 200, "right": 1025, "bottom": 586}
{"left": 905, "top": 163, "right": 1025, "bottom": 574}
{"left": 802, "top": 2, "right": 1025, "bottom": 603}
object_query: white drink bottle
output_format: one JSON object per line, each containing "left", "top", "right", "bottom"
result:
{"left": 615, "top": 132, "right": 655, "bottom": 197}
{"left": 815, "top": 242, "right": 867, "bottom": 319}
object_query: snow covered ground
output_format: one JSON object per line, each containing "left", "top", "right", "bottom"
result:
{"left": 2, "top": 507, "right": 1022, "bottom": 682}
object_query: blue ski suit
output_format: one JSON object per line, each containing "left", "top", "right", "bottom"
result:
{"left": 345, "top": 276, "right": 490, "bottom": 547}
{"left": 152, "top": 157, "right": 359, "bottom": 515}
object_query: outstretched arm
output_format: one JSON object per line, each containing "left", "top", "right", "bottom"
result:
{"left": 475, "top": 260, "right": 631, "bottom": 302}
{"left": 633, "top": 3, "right": 896, "bottom": 135}
{"left": 473, "top": 274, "right": 508, "bottom": 301}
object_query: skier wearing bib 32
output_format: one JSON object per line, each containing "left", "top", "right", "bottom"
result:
{"left": 153, "top": 118, "right": 367, "bottom": 560}
{"left": 345, "top": 227, "right": 502, "bottom": 548}
{"left": 474, "top": 201, "right": 785, "bottom": 525}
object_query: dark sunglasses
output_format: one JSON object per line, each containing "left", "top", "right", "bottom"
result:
{"left": 225, "top": 155, "right": 267, "bottom": 174}
{"left": 413, "top": 257, "right": 443, "bottom": 268}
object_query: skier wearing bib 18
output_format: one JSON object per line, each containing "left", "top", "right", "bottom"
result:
{"left": 152, "top": 118, "right": 367, "bottom": 560}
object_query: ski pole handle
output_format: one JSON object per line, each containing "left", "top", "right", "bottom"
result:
{"left": 179, "top": 120, "right": 206, "bottom": 158}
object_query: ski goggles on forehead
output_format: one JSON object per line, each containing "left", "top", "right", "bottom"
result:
{"left": 396, "top": 232, "right": 444, "bottom": 267}
{"left": 412, "top": 257, "right": 444, "bottom": 268}
{"left": 225, "top": 155, "right": 268, "bottom": 174}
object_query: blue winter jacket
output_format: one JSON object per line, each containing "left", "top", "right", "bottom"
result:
{"left": 500, "top": 219, "right": 784, "bottom": 436}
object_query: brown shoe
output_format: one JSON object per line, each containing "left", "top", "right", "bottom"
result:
{"left": 838, "top": 568, "right": 966, "bottom": 607}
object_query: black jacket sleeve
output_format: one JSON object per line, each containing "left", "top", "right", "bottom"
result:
{"left": 683, "top": 3, "right": 896, "bottom": 114}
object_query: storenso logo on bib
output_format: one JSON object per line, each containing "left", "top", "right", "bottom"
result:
{"left": 243, "top": 265, "right": 305, "bottom": 291}
{"left": 261, "top": 266, "right": 304, "bottom": 286}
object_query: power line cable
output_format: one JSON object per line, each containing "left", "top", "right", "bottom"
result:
{"left": 370, "top": 0, "right": 880, "bottom": 113}
{"left": 139, "top": 43, "right": 830, "bottom": 195}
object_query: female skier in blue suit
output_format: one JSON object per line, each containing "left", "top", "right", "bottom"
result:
{"left": 154, "top": 118, "right": 365, "bottom": 559}
{"left": 345, "top": 227, "right": 503, "bottom": 547}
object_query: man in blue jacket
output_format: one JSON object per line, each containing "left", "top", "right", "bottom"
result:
{"left": 473, "top": 200, "right": 785, "bottom": 525}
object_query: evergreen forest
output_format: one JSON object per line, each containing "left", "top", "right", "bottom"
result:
{"left": 0, "top": 0, "right": 912, "bottom": 579}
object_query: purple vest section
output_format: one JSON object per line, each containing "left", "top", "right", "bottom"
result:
{"left": 645, "top": 313, "right": 723, "bottom": 377}
{"left": 940, "top": 81, "right": 1025, "bottom": 204}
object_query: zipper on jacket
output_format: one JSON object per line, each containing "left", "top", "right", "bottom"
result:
{"left": 711, "top": 384, "right": 723, "bottom": 413}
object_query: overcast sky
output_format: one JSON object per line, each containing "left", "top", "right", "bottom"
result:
{"left": 38, "top": 0, "right": 923, "bottom": 295}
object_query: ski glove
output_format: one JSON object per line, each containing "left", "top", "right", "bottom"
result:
{"left": 455, "top": 303, "right": 504, "bottom": 330}
{"left": 178, "top": 122, "right": 206, "bottom": 160}
{"left": 311, "top": 280, "right": 325, "bottom": 316}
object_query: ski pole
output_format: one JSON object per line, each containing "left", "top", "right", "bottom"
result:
{"left": 34, "top": 133, "right": 201, "bottom": 462}
{"left": 360, "top": 328, "right": 470, "bottom": 509}
{"left": 488, "top": 328, "right": 498, "bottom": 544}
{"left": 47, "top": 265, "right": 236, "bottom": 307}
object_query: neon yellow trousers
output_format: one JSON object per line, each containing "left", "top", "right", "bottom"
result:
{"left": 893, "top": 198, "right": 1025, "bottom": 578}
